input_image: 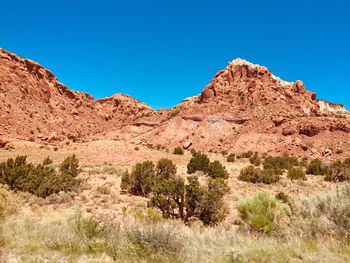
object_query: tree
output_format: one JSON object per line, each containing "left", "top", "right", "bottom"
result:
{"left": 60, "top": 154, "right": 80, "bottom": 177}
{"left": 187, "top": 152, "right": 210, "bottom": 174}
{"left": 0, "top": 156, "right": 81, "bottom": 198}
{"left": 306, "top": 159, "right": 329, "bottom": 175}
{"left": 207, "top": 161, "right": 229, "bottom": 179}
{"left": 129, "top": 161, "right": 155, "bottom": 197}
{"left": 198, "top": 178, "right": 229, "bottom": 226}
{"left": 123, "top": 159, "right": 230, "bottom": 226}
{"left": 156, "top": 158, "right": 177, "bottom": 180}
{"left": 150, "top": 177, "right": 185, "bottom": 219}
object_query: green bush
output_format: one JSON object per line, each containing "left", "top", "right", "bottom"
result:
{"left": 60, "top": 154, "right": 80, "bottom": 177}
{"left": 237, "top": 151, "right": 253, "bottom": 159}
{"left": 237, "top": 192, "right": 287, "bottom": 233}
{"left": 238, "top": 165, "right": 280, "bottom": 184}
{"left": 173, "top": 147, "right": 184, "bottom": 155}
{"left": 123, "top": 161, "right": 155, "bottom": 197}
{"left": 156, "top": 158, "right": 177, "bottom": 180}
{"left": 122, "top": 159, "right": 179, "bottom": 196}
{"left": 122, "top": 157, "right": 230, "bottom": 226}
{"left": 207, "top": 160, "right": 229, "bottom": 179}
{"left": 43, "top": 156, "right": 53, "bottom": 166}
{"left": 306, "top": 159, "right": 329, "bottom": 175}
{"left": 197, "top": 178, "right": 229, "bottom": 226}
{"left": 187, "top": 152, "right": 210, "bottom": 174}
{"left": 249, "top": 153, "right": 261, "bottom": 166}
{"left": 325, "top": 160, "right": 350, "bottom": 182}
{"left": 263, "top": 155, "right": 299, "bottom": 171}
{"left": 298, "top": 184, "right": 350, "bottom": 241}
{"left": 227, "top": 154, "right": 235, "bottom": 162}
{"left": 261, "top": 168, "right": 281, "bottom": 184}
{"left": 0, "top": 155, "right": 81, "bottom": 198}
{"left": 287, "top": 167, "right": 307, "bottom": 181}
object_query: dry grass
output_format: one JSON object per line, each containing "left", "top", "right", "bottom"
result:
{"left": 1, "top": 141, "right": 350, "bottom": 262}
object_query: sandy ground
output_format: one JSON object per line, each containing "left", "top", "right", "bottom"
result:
{"left": 0, "top": 139, "right": 339, "bottom": 223}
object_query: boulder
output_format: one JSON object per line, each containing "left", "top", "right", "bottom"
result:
{"left": 183, "top": 141, "right": 192, "bottom": 149}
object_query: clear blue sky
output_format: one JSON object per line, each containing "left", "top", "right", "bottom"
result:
{"left": 1, "top": 0, "right": 349, "bottom": 109}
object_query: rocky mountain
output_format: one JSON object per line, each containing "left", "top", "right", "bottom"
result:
{"left": 130, "top": 59, "right": 350, "bottom": 159}
{"left": 0, "top": 48, "right": 153, "bottom": 142}
{"left": 1, "top": 48, "right": 349, "bottom": 159}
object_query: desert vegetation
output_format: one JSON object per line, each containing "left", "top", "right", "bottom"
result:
{"left": 1, "top": 150, "right": 350, "bottom": 262}
{"left": 121, "top": 158, "right": 229, "bottom": 225}
{"left": 0, "top": 155, "right": 81, "bottom": 198}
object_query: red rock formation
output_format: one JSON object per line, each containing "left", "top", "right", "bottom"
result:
{"left": 133, "top": 59, "right": 350, "bottom": 160}
{"left": 1, "top": 49, "right": 349, "bottom": 159}
{"left": 0, "top": 48, "right": 153, "bottom": 142}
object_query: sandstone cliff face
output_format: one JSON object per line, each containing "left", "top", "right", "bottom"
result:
{"left": 1, "top": 48, "right": 349, "bottom": 159}
{"left": 318, "top": 100, "right": 348, "bottom": 115}
{"left": 132, "top": 59, "right": 350, "bottom": 160}
{"left": 0, "top": 48, "right": 153, "bottom": 142}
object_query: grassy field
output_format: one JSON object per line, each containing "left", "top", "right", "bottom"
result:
{"left": 1, "top": 141, "right": 350, "bottom": 262}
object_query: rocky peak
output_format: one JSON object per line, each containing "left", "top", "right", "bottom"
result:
{"left": 198, "top": 58, "right": 319, "bottom": 117}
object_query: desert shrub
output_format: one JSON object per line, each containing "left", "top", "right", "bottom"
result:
{"left": 325, "top": 160, "right": 350, "bottom": 182}
{"left": 183, "top": 176, "right": 229, "bottom": 226}
{"left": 122, "top": 159, "right": 179, "bottom": 197}
{"left": 156, "top": 158, "right": 177, "bottom": 180}
{"left": 306, "top": 159, "right": 329, "bottom": 175}
{"left": 237, "top": 192, "right": 287, "bottom": 233}
{"left": 238, "top": 166, "right": 260, "bottom": 183}
{"left": 207, "top": 160, "right": 229, "bottom": 179}
{"left": 263, "top": 155, "right": 299, "bottom": 171}
{"left": 125, "top": 221, "right": 183, "bottom": 255}
{"left": 134, "top": 146, "right": 139, "bottom": 151}
{"left": 96, "top": 184, "right": 111, "bottom": 195}
{"left": 74, "top": 212, "right": 109, "bottom": 240}
{"left": 42, "top": 156, "right": 53, "bottom": 166}
{"left": 298, "top": 184, "right": 350, "bottom": 241}
{"left": 249, "top": 153, "right": 261, "bottom": 166}
{"left": 197, "top": 178, "right": 229, "bottom": 226}
{"left": 60, "top": 154, "right": 80, "bottom": 177}
{"left": 0, "top": 185, "right": 23, "bottom": 220}
{"left": 101, "top": 165, "right": 121, "bottom": 175}
{"left": 126, "top": 161, "right": 155, "bottom": 197}
{"left": 187, "top": 152, "right": 210, "bottom": 174}
{"left": 275, "top": 192, "right": 290, "bottom": 203}
{"left": 122, "top": 158, "right": 230, "bottom": 226}
{"left": 287, "top": 167, "right": 307, "bottom": 181}
{"left": 237, "top": 151, "right": 253, "bottom": 159}
{"left": 238, "top": 165, "right": 280, "bottom": 184}
{"left": 150, "top": 177, "right": 185, "bottom": 219}
{"left": 150, "top": 174, "right": 229, "bottom": 226}
{"left": 227, "top": 154, "right": 235, "bottom": 162}
{"left": 133, "top": 208, "right": 163, "bottom": 223}
{"left": 173, "top": 147, "right": 184, "bottom": 155}
{"left": 275, "top": 191, "right": 297, "bottom": 215}
{"left": 0, "top": 156, "right": 81, "bottom": 198}
{"left": 261, "top": 168, "right": 281, "bottom": 184}
{"left": 168, "top": 108, "right": 181, "bottom": 119}
{"left": 120, "top": 170, "right": 132, "bottom": 192}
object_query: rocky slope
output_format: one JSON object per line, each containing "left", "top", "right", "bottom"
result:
{"left": 0, "top": 48, "right": 153, "bottom": 143}
{"left": 130, "top": 59, "right": 350, "bottom": 159}
{"left": 1, "top": 48, "right": 349, "bottom": 159}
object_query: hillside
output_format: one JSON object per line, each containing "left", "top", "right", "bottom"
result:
{"left": 131, "top": 59, "right": 350, "bottom": 159}
{"left": 1, "top": 48, "right": 349, "bottom": 159}
{"left": 0, "top": 48, "right": 153, "bottom": 142}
